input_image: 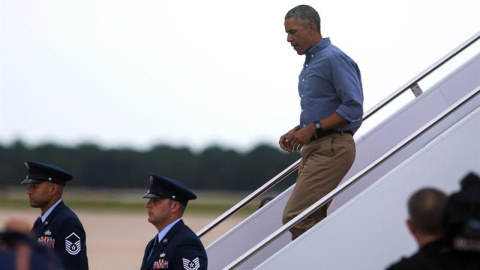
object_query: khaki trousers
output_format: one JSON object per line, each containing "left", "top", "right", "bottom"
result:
{"left": 282, "top": 132, "right": 355, "bottom": 240}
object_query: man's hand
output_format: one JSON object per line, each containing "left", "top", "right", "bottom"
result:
{"left": 279, "top": 126, "right": 299, "bottom": 152}
{"left": 279, "top": 124, "right": 315, "bottom": 152}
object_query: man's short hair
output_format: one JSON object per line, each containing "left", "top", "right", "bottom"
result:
{"left": 408, "top": 187, "right": 448, "bottom": 235}
{"left": 285, "top": 5, "right": 321, "bottom": 33}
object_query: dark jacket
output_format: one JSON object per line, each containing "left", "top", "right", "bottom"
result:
{"left": 32, "top": 201, "right": 88, "bottom": 270}
{"left": 141, "top": 220, "right": 207, "bottom": 270}
{"left": 386, "top": 239, "right": 480, "bottom": 270}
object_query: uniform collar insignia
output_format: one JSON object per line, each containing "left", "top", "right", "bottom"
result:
{"left": 45, "top": 230, "right": 51, "bottom": 235}
{"left": 160, "top": 253, "right": 165, "bottom": 258}
{"left": 162, "top": 238, "right": 168, "bottom": 243}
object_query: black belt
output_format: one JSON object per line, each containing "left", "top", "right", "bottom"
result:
{"left": 310, "top": 130, "right": 353, "bottom": 142}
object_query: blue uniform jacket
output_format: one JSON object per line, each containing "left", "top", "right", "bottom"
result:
{"left": 141, "top": 220, "right": 207, "bottom": 270}
{"left": 33, "top": 201, "right": 89, "bottom": 270}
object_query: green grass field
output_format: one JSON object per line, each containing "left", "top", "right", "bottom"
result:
{"left": 0, "top": 187, "right": 275, "bottom": 216}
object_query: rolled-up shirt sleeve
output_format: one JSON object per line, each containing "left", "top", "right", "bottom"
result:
{"left": 331, "top": 55, "right": 364, "bottom": 124}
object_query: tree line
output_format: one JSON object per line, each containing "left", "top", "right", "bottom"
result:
{"left": 0, "top": 140, "right": 300, "bottom": 191}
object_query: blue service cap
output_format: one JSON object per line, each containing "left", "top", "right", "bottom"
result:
{"left": 21, "top": 161, "right": 73, "bottom": 186}
{"left": 143, "top": 174, "right": 197, "bottom": 206}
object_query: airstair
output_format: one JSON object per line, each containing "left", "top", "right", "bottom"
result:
{"left": 198, "top": 31, "right": 480, "bottom": 270}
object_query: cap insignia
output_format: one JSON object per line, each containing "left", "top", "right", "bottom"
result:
{"left": 150, "top": 176, "right": 154, "bottom": 184}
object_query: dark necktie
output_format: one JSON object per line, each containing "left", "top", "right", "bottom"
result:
{"left": 32, "top": 217, "right": 42, "bottom": 234}
{"left": 148, "top": 236, "right": 158, "bottom": 260}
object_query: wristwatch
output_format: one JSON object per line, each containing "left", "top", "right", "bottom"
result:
{"left": 314, "top": 121, "right": 323, "bottom": 139}
{"left": 314, "top": 121, "right": 323, "bottom": 133}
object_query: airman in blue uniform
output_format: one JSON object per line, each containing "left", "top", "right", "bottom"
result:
{"left": 21, "top": 161, "right": 89, "bottom": 270}
{"left": 140, "top": 174, "right": 207, "bottom": 270}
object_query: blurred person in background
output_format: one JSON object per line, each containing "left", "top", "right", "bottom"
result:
{"left": 388, "top": 172, "right": 480, "bottom": 269}
{"left": 387, "top": 187, "right": 450, "bottom": 269}
{"left": 0, "top": 217, "right": 64, "bottom": 270}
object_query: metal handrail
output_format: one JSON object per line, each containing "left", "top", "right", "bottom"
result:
{"left": 197, "top": 159, "right": 300, "bottom": 237}
{"left": 225, "top": 86, "right": 480, "bottom": 269}
{"left": 196, "top": 30, "right": 480, "bottom": 239}
{"left": 363, "top": 31, "right": 480, "bottom": 122}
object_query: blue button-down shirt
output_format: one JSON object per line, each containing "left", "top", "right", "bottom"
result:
{"left": 298, "top": 38, "right": 363, "bottom": 134}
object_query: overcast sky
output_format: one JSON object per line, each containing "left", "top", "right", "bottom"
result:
{"left": 1, "top": 0, "right": 479, "bottom": 152}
